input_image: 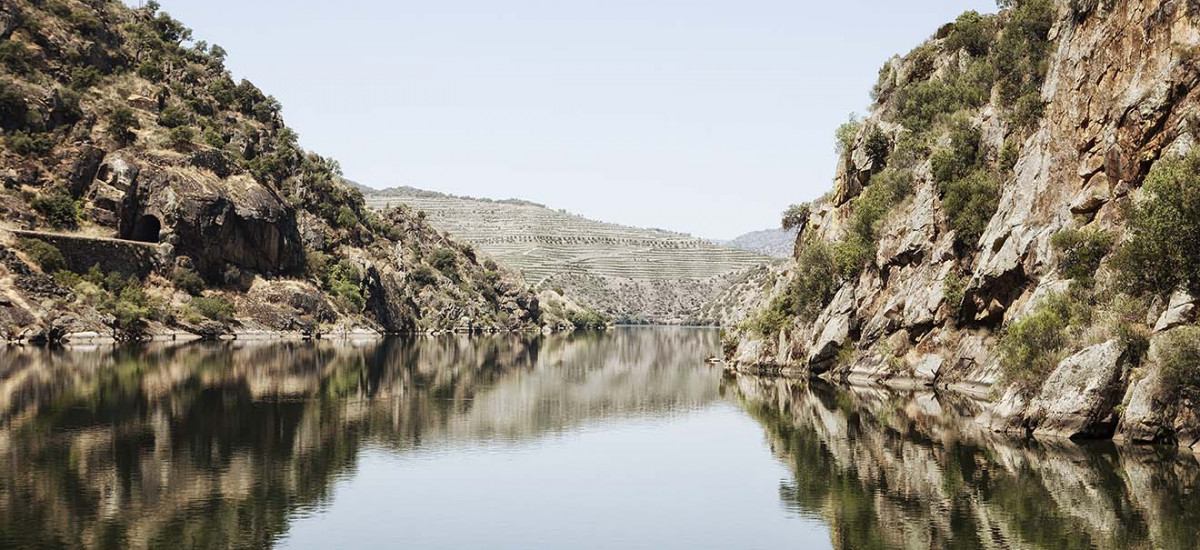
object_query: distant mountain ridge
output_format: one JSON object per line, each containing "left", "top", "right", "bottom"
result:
{"left": 361, "top": 186, "right": 769, "bottom": 323}
{"left": 717, "top": 227, "right": 798, "bottom": 258}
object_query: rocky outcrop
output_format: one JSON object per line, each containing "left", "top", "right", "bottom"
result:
{"left": 1028, "top": 340, "right": 1129, "bottom": 438}
{"left": 0, "top": 0, "right": 581, "bottom": 340}
{"left": 722, "top": 0, "right": 1200, "bottom": 446}
{"left": 117, "top": 158, "right": 304, "bottom": 278}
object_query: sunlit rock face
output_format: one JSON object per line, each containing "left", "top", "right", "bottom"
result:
{"left": 721, "top": 0, "right": 1200, "bottom": 446}
{"left": 726, "top": 373, "right": 1200, "bottom": 550}
{"left": 0, "top": 329, "right": 720, "bottom": 548}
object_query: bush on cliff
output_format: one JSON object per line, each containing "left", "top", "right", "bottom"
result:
{"left": 945, "top": 11, "right": 993, "bottom": 57}
{"left": 31, "top": 191, "right": 80, "bottom": 229}
{"left": 16, "top": 239, "right": 66, "bottom": 273}
{"left": 172, "top": 267, "right": 205, "bottom": 296}
{"left": 568, "top": 309, "right": 610, "bottom": 330}
{"left": 1051, "top": 228, "right": 1111, "bottom": 286}
{"left": 998, "top": 292, "right": 1088, "bottom": 391}
{"left": 430, "top": 249, "right": 458, "bottom": 281}
{"left": 167, "top": 126, "right": 194, "bottom": 151}
{"left": 748, "top": 242, "right": 840, "bottom": 337}
{"left": 781, "top": 203, "right": 810, "bottom": 232}
{"left": 931, "top": 121, "right": 999, "bottom": 249}
{"left": 1158, "top": 327, "right": 1200, "bottom": 399}
{"left": 8, "top": 131, "right": 54, "bottom": 157}
{"left": 190, "top": 295, "right": 236, "bottom": 323}
{"left": 108, "top": 106, "right": 139, "bottom": 145}
{"left": 1114, "top": 151, "right": 1200, "bottom": 295}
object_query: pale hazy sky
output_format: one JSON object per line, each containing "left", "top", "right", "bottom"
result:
{"left": 143, "top": 0, "right": 997, "bottom": 239}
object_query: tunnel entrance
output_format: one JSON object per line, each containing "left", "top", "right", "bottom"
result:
{"left": 130, "top": 214, "right": 161, "bottom": 243}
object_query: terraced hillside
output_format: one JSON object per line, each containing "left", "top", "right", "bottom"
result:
{"left": 363, "top": 187, "right": 769, "bottom": 323}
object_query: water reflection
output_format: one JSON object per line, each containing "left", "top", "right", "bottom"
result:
{"left": 0, "top": 329, "right": 720, "bottom": 549}
{"left": 726, "top": 373, "right": 1200, "bottom": 550}
{"left": 4, "top": 329, "right": 1199, "bottom": 549}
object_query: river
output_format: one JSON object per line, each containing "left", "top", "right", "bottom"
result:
{"left": 0, "top": 328, "right": 1196, "bottom": 549}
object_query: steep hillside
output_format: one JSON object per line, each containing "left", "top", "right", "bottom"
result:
{"left": 719, "top": 227, "right": 798, "bottom": 258}
{"left": 0, "top": 0, "right": 588, "bottom": 341}
{"left": 724, "top": 0, "right": 1200, "bottom": 448}
{"left": 363, "top": 186, "right": 768, "bottom": 323}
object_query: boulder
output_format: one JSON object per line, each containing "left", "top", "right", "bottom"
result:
{"left": 1028, "top": 340, "right": 1127, "bottom": 439}
{"left": 808, "top": 285, "right": 855, "bottom": 370}
{"left": 1153, "top": 290, "right": 1195, "bottom": 332}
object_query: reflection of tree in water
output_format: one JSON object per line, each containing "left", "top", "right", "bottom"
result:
{"left": 726, "top": 373, "right": 1200, "bottom": 550}
{"left": 0, "top": 328, "right": 720, "bottom": 549}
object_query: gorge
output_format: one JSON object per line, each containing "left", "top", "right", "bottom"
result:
{"left": 3, "top": 0, "right": 1200, "bottom": 548}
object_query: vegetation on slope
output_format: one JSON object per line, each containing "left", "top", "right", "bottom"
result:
{"left": 746, "top": 0, "right": 1053, "bottom": 338}
{"left": 0, "top": 0, "right": 599, "bottom": 339}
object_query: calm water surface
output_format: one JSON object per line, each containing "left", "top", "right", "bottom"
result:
{"left": 0, "top": 328, "right": 1197, "bottom": 549}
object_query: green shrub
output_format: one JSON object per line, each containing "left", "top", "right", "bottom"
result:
{"left": 941, "top": 170, "right": 1000, "bottom": 248}
{"left": 136, "top": 59, "right": 165, "bottom": 81}
{"left": 944, "top": 11, "right": 993, "bottom": 57}
{"left": 1051, "top": 228, "right": 1111, "bottom": 284}
{"left": 190, "top": 295, "right": 236, "bottom": 323}
{"left": 850, "top": 168, "right": 913, "bottom": 245}
{"left": 16, "top": 239, "right": 66, "bottom": 273}
{"left": 749, "top": 241, "right": 841, "bottom": 337}
{"left": 158, "top": 105, "right": 191, "bottom": 128}
{"left": 319, "top": 259, "right": 366, "bottom": 311}
{"left": 201, "top": 127, "right": 225, "bottom": 148}
{"left": 998, "top": 139, "right": 1020, "bottom": 171}
{"left": 333, "top": 205, "right": 358, "bottom": 228}
{"left": 430, "top": 248, "right": 458, "bottom": 280}
{"left": 894, "top": 68, "right": 990, "bottom": 132}
{"left": 567, "top": 309, "right": 610, "bottom": 330}
{"left": 7, "top": 131, "right": 53, "bottom": 157}
{"left": 172, "top": 267, "right": 205, "bottom": 296}
{"left": 70, "top": 271, "right": 158, "bottom": 342}
{"left": 1158, "top": 327, "right": 1200, "bottom": 398}
{"left": 111, "top": 284, "right": 153, "bottom": 341}
{"left": 328, "top": 278, "right": 365, "bottom": 311}
{"left": 932, "top": 122, "right": 999, "bottom": 248}
{"left": 410, "top": 265, "right": 438, "bottom": 286}
{"left": 31, "top": 191, "right": 80, "bottom": 229}
{"left": 0, "top": 40, "right": 31, "bottom": 74}
{"left": 863, "top": 128, "right": 890, "bottom": 168}
{"left": 834, "top": 114, "right": 860, "bottom": 156}
{"left": 931, "top": 120, "right": 983, "bottom": 183}
{"left": 69, "top": 66, "right": 103, "bottom": 90}
{"left": 993, "top": 0, "right": 1054, "bottom": 108}
{"left": 1114, "top": 151, "right": 1200, "bottom": 294}
{"left": 999, "top": 294, "right": 1072, "bottom": 390}
{"left": 109, "top": 106, "right": 139, "bottom": 145}
{"left": 167, "top": 126, "right": 194, "bottom": 151}
{"left": 781, "top": 203, "right": 811, "bottom": 231}
{"left": 943, "top": 268, "right": 966, "bottom": 315}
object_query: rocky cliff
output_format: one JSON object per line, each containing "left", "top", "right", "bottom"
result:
{"left": 723, "top": 0, "right": 1200, "bottom": 448}
{"left": 0, "top": 0, "right": 592, "bottom": 341}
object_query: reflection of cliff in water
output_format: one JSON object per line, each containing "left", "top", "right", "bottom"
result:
{"left": 726, "top": 373, "right": 1200, "bottom": 550}
{"left": 0, "top": 328, "right": 720, "bottom": 549}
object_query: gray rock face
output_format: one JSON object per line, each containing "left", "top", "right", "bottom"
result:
{"left": 721, "top": 0, "right": 1200, "bottom": 445}
{"left": 1027, "top": 340, "right": 1127, "bottom": 439}
{"left": 118, "top": 159, "right": 304, "bottom": 279}
{"left": 808, "top": 285, "right": 855, "bottom": 371}
{"left": 1153, "top": 290, "right": 1195, "bottom": 332}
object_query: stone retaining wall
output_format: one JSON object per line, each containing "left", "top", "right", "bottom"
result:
{"left": 6, "top": 230, "right": 165, "bottom": 277}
